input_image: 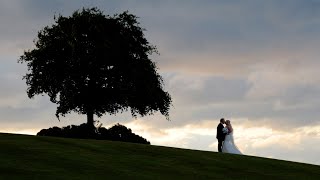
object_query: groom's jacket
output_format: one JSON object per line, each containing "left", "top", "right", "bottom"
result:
{"left": 216, "top": 123, "right": 226, "bottom": 141}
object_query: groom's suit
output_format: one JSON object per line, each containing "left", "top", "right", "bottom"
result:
{"left": 216, "top": 123, "right": 226, "bottom": 152}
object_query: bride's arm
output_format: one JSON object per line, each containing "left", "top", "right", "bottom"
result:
{"left": 228, "top": 125, "right": 233, "bottom": 133}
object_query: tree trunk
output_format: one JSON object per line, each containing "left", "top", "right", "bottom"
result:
{"left": 86, "top": 108, "right": 95, "bottom": 129}
{"left": 86, "top": 107, "right": 97, "bottom": 138}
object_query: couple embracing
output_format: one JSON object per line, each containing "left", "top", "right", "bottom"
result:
{"left": 216, "top": 118, "right": 242, "bottom": 154}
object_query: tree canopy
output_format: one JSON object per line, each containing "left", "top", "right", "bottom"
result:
{"left": 19, "top": 8, "right": 172, "bottom": 127}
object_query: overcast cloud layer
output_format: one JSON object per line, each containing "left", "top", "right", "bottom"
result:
{"left": 0, "top": 0, "right": 320, "bottom": 165}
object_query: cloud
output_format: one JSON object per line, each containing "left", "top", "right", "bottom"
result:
{"left": 240, "top": 125, "right": 320, "bottom": 165}
{"left": 246, "top": 60, "right": 320, "bottom": 99}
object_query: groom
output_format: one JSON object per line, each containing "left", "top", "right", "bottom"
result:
{"left": 216, "top": 118, "right": 227, "bottom": 152}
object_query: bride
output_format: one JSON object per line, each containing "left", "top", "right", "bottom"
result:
{"left": 222, "top": 120, "right": 242, "bottom": 154}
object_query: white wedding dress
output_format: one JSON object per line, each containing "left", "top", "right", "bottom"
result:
{"left": 222, "top": 132, "right": 242, "bottom": 155}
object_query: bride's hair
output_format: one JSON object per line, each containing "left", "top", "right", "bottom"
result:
{"left": 226, "top": 120, "right": 233, "bottom": 132}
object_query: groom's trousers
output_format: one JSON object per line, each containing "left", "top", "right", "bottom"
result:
{"left": 218, "top": 139, "right": 223, "bottom": 152}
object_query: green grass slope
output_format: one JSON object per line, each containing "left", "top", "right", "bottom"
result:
{"left": 0, "top": 133, "right": 319, "bottom": 180}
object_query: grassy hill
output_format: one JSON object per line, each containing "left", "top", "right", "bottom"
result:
{"left": 0, "top": 133, "right": 319, "bottom": 179}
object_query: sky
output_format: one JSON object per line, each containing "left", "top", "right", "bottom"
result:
{"left": 0, "top": 0, "right": 320, "bottom": 165}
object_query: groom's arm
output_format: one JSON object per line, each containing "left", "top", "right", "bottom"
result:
{"left": 217, "top": 124, "right": 224, "bottom": 137}
{"left": 216, "top": 125, "right": 221, "bottom": 138}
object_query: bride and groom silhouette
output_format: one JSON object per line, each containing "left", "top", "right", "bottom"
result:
{"left": 216, "top": 118, "right": 242, "bottom": 154}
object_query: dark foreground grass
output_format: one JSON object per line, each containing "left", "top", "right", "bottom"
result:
{"left": 0, "top": 133, "right": 319, "bottom": 179}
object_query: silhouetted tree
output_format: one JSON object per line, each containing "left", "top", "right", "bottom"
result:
{"left": 37, "top": 123, "right": 150, "bottom": 144}
{"left": 19, "top": 8, "right": 172, "bottom": 129}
